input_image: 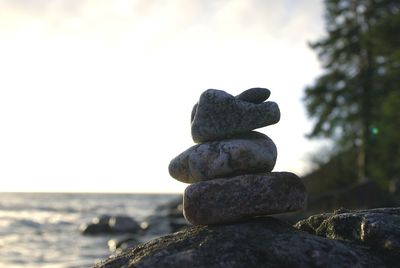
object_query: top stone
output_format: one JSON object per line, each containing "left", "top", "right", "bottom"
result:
{"left": 236, "top": 87, "right": 271, "bottom": 104}
{"left": 191, "top": 88, "right": 280, "bottom": 143}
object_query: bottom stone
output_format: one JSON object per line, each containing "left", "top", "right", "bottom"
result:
{"left": 183, "top": 172, "right": 307, "bottom": 225}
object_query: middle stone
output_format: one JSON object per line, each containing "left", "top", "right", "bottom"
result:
{"left": 169, "top": 132, "right": 277, "bottom": 183}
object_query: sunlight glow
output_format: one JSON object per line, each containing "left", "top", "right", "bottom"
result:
{"left": 0, "top": 0, "right": 324, "bottom": 193}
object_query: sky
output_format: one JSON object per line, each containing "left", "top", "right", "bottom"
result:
{"left": 0, "top": 0, "right": 326, "bottom": 193}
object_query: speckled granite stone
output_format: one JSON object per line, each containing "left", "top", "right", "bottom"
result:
{"left": 183, "top": 172, "right": 307, "bottom": 225}
{"left": 235, "top": 87, "right": 271, "bottom": 104}
{"left": 191, "top": 89, "right": 280, "bottom": 143}
{"left": 169, "top": 132, "right": 277, "bottom": 183}
{"left": 190, "top": 88, "right": 271, "bottom": 123}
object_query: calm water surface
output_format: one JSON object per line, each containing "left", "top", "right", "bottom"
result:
{"left": 0, "top": 192, "right": 179, "bottom": 268}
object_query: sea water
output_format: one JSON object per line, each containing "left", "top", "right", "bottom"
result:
{"left": 0, "top": 192, "right": 180, "bottom": 267}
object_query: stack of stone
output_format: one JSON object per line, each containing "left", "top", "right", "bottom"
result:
{"left": 169, "top": 88, "right": 307, "bottom": 225}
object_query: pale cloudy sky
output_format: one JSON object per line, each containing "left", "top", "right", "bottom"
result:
{"left": 0, "top": 0, "right": 325, "bottom": 193}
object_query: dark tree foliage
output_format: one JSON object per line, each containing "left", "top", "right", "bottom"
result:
{"left": 304, "top": 0, "right": 400, "bottom": 187}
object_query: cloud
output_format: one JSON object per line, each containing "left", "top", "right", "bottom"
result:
{"left": 0, "top": 0, "right": 84, "bottom": 17}
{"left": 0, "top": 0, "right": 323, "bottom": 39}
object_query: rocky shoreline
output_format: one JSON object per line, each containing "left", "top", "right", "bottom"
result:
{"left": 79, "top": 199, "right": 400, "bottom": 267}
{"left": 93, "top": 207, "right": 400, "bottom": 268}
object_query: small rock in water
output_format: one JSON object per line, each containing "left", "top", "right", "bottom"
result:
{"left": 235, "top": 87, "right": 271, "bottom": 104}
{"left": 80, "top": 215, "right": 112, "bottom": 235}
{"left": 169, "top": 132, "right": 277, "bottom": 183}
{"left": 80, "top": 215, "right": 140, "bottom": 235}
{"left": 108, "top": 215, "right": 140, "bottom": 233}
{"left": 108, "top": 235, "right": 141, "bottom": 254}
{"left": 191, "top": 89, "right": 280, "bottom": 143}
{"left": 183, "top": 172, "right": 307, "bottom": 225}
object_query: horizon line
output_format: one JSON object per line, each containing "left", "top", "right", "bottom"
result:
{"left": 0, "top": 191, "right": 182, "bottom": 195}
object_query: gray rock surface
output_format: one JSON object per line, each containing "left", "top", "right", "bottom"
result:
{"left": 169, "top": 132, "right": 277, "bottom": 183}
{"left": 94, "top": 217, "right": 384, "bottom": 268}
{"left": 190, "top": 88, "right": 272, "bottom": 123}
{"left": 295, "top": 207, "right": 400, "bottom": 266}
{"left": 183, "top": 172, "right": 307, "bottom": 225}
{"left": 235, "top": 87, "right": 271, "bottom": 103}
{"left": 191, "top": 89, "right": 280, "bottom": 143}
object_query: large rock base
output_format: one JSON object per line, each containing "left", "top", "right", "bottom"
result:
{"left": 295, "top": 207, "right": 400, "bottom": 266}
{"left": 94, "top": 217, "right": 384, "bottom": 268}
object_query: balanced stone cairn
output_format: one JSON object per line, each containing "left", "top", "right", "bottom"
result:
{"left": 169, "top": 88, "right": 307, "bottom": 225}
